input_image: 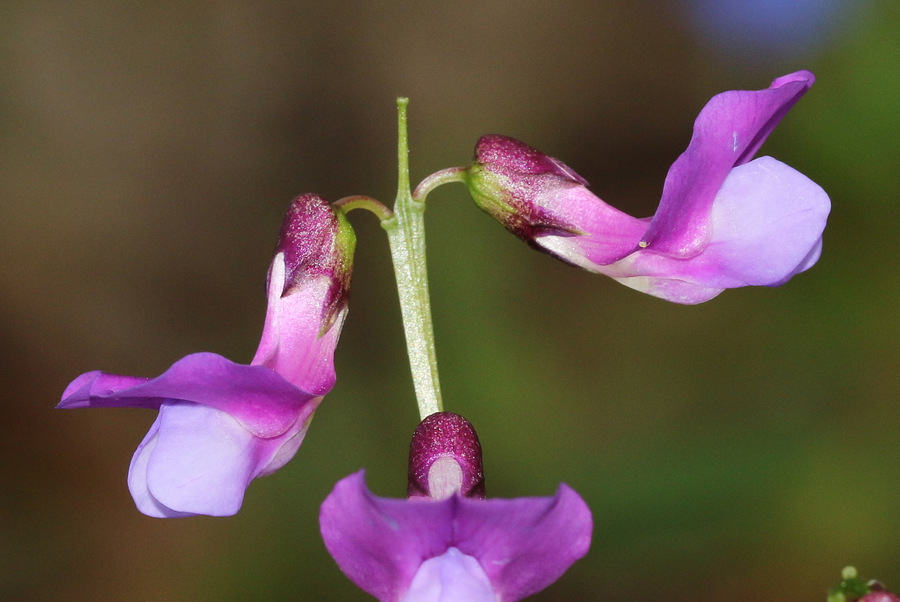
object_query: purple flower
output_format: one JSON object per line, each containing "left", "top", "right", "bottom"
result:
{"left": 58, "top": 193, "right": 355, "bottom": 517}
{"left": 861, "top": 594, "right": 900, "bottom": 602}
{"left": 465, "top": 71, "right": 830, "bottom": 304}
{"left": 320, "top": 413, "right": 592, "bottom": 601}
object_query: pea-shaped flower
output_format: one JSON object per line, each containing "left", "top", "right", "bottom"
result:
{"left": 465, "top": 71, "right": 830, "bottom": 304}
{"left": 58, "top": 193, "right": 355, "bottom": 517}
{"left": 320, "top": 413, "right": 592, "bottom": 601}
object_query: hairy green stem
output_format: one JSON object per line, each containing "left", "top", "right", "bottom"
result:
{"left": 381, "top": 98, "right": 443, "bottom": 419}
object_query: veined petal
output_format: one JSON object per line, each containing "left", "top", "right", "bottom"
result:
{"left": 129, "top": 401, "right": 312, "bottom": 517}
{"left": 319, "top": 471, "right": 592, "bottom": 602}
{"left": 641, "top": 70, "right": 815, "bottom": 257}
{"left": 402, "top": 548, "right": 496, "bottom": 602}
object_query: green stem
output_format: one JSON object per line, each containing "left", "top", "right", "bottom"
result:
{"left": 381, "top": 98, "right": 443, "bottom": 419}
{"left": 334, "top": 195, "right": 393, "bottom": 220}
{"left": 412, "top": 167, "right": 467, "bottom": 203}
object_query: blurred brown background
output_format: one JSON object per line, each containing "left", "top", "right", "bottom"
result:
{"left": 2, "top": 1, "right": 898, "bottom": 600}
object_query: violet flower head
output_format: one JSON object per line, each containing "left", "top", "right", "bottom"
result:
{"left": 58, "top": 193, "right": 355, "bottom": 517}
{"left": 465, "top": 70, "right": 830, "bottom": 304}
{"left": 320, "top": 412, "right": 592, "bottom": 601}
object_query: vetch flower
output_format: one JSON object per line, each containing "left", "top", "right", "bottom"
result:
{"left": 320, "top": 412, "right": 592, "bottom": 601}
{"left": 464, "top": 70, "right": 830, "bottom": 304}
{"left": 58, "top": 193, "right": 355, "bottom": 517}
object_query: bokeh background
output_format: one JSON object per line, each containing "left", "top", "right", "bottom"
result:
{"left": 2, "top": 1, "right": 898, "bottom": 600}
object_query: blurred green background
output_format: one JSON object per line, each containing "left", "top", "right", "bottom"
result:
{"left": 2, "top": 1, "right": 898, "bottom": 600}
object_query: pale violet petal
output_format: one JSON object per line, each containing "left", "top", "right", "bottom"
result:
{"left": 701, "top": 155, "right": 830, "bottom": 286}
{"left": 143, "top": 402, "right": 260, "bottom": 517}
{"left": 402, "top": 548, "right": 497, "bottom": 602}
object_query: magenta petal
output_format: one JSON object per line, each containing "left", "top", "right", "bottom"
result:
{"left": 58, "top": 352, "right": 316, "bottom": 439}
{"left": 451, "top": 484, "right": 592, "bottom": 601}
{"left": 642, "top": 70, "right": 815, "bottom": 257}
{"left": 320, "top": 472, "right": 452, "bottom": 601}
{"left": 59, "top": 349, "right": 324, "bottom": 518}
{"left": 320, "top": 471, "right": 592, "bottom": 602}
{"left": 59, "top": 371, "right": 153, "bottom": 409}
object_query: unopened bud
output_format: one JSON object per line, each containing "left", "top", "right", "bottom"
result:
{"left": 407, "top": 412, "right": 485, "bottom": 500}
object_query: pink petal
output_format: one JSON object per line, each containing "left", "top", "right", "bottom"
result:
{"left": 251, "top": 252, "right": 344, "bottom": 394}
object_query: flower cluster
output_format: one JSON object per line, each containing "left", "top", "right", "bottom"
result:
{"left": 58, "top": 71, "right": 832, "bottom": 597}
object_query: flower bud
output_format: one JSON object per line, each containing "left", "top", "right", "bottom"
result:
{"left": 464, "top": 134, "right": 589, "bottom": 244}
{"left": 275, "top": 192, "right": 356, "bottom": 333}
{"left": 407, "top": 412, "right": 485, "bottom": 500}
